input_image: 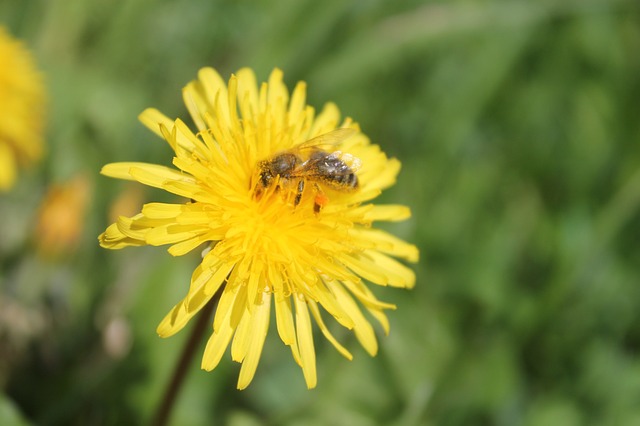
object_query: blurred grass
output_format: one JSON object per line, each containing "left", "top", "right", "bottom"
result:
{"left": 1, "top": 0, "right": 640, "bottom": 425}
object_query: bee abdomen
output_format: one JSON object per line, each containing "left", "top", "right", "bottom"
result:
{"left": 342, "top": 172, "right": 358, "bottom": 189}
{"left": 324, "top": 172, "right": 358, "bottom": 190}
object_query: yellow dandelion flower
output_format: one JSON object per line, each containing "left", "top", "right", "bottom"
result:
{"left": 99, "top": 67, "right": 418, "bottom": 389}
{"left": 35, "top": 174, "right": 92, "bottom": 257}
{"left": 0, "top": 26, "right": 46, "bottom": 191}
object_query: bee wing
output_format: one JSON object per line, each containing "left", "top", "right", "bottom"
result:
{"left": 322, "top": 150, "right": 362, "bottom": 173}
{"left": 333, "top": 151, "right": 362, "bottom": 172}
{"left": 295, "top": 128, "right": 357, "bottom": 151}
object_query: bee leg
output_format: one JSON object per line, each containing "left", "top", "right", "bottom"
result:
{"left": 273, "top": 176, "right": 281, "bottom": 194}
{"left": 254, "top": 187, "right": 264, "bottom": 200}
{"left": 254, "top": 172, "right": 269, "bottom": 200}
{"left": 294, "top": 179, "right": 305, "bottom": 206}
{"left": 313, "top": 183, "right": 328, "bottom": 213}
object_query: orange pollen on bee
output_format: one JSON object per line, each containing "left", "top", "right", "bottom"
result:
{"left": 314, "top": 193, "right": 329, "bottom": 208}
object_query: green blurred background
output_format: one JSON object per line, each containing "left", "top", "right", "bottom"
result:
{"left": 2, "top": 0, "right": 640, "bottom": 425}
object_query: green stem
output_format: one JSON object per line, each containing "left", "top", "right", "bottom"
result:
{"left": 151, "top": 293, "right": 219, "bottom": 426}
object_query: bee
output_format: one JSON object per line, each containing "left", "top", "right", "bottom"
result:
{"left": 254, "top": 128, "right": 361, "bottom": 212}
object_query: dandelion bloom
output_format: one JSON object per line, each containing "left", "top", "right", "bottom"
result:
{"left": 0, "top": 26, "right": 45, "bottom": 191}
{"left": 35, "top": 174, "right": 91, "bottom": 257}
{"left": 99, "top": 68, "right": 418, "bottom": 389}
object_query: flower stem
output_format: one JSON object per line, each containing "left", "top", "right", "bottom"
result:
{"left": 151, "top": 293, "right": 219, "bottom": 426}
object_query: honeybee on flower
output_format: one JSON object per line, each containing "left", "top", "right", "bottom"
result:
{"left": 254, "top": 127, "right": 360, "bottom": 212}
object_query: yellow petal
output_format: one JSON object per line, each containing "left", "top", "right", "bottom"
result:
{"left": 245, "top": 261, "right": 263, "bottom": 313}
{"left": 199, "top": 67, "right": 230, "bottom": 126}
{"left": 339, "top": 254, "right": 387, "bottom": 286}
{"left": 363, "top": 204, "right": 412, "bottom": 222}
{"left": 294, "top": 294, "right": 317, "bottom": 389}
{"left": 172, "top": 157, "right": 212, "bottom": 185}
{"left": 267, "top": 68, "right": 288, "bottom": 110}
{"left": 145, "top": 223, "right": 207, "bottom": 246}
{"left": 227, "top": 74, "right": 240, "bottom": 135}
{"left": 341, "top": 280, "right": 396, "bottom": 311}
{"left": 174, "top": 119, "right": 210, "bottom": 160}
{"left": 101, "top": 162, "right": 194, "bottom": 187}
{"left": 141, "top": 203, "right": 183, "bottom": 219}
{"left": 301, "top": 252, "right": 357, "bottom": 283}
{"left": 187, "top": 262, "right": 234, "bottom": 311}
{"left": 288, "top": 81, "right": 307, "bottom": 131}
{"left": 138, "top": 108, "right": 173, "bottom": 140}
{"left": 156, "top": 300, "right": 192, "bottom": 338}
{"left": 201, "top": 286, "right": 241, "bottom": 371}
{"left": 342, "top": 279, "right": 393, "bottom": 335}
{"left": 201, "top": 321, "right": 234, "bottom": 371}
{"left": 350, "top": 228, "right": 419, "bottom": 263}
{"left": 188, "top": 262, "right": 214, "bottom": 293}
{"left": 129, "top": 164, "right": 194, "bottom": 187}
{"left": 307, "top": 300, "right": 353, "bottom": 360}
{"left": 100, "top": 221, "right": 129, "bottom": 241}
{"left": 231, "top": 304, "right": 251, "bottom": 363}
{"left": 365, "top": 250, "right": 416, "bottom": 288}
{"left": 314, "top": 277, "right": 355, "bottom": 330}
{"left": 270, "top": 268, "right": 302, "bottom": 366}
{"left": 327, "top": 280, "right": 378, "bottom": 356}
{"left": 167, "top": 233, "right": 213, "bottom": 256}
{"left": 274, "top": 294, "right": 296, "bottom": 346}
{"left": 340, "top": 250, "right": 416, "bottom": 288}
{"left": 175, "top": 209, "right": 223, "bottom": 227}
{"left": 115, "top": 215, "right": 150, "bottom": 241}
{"left": 364, "top": 157, "right": 400, "bottom": 191}
{"left": 183, "top": 82, "right": 208, "bottom": 132}
{"left": 237, "top": 291, "right": 271, "bottom": 390}
{"left": 162, "top": 180, "right": 217, "bottom": 203}
{"left": 158, "top": 122, "right": 178, "bottom": 153}
{"left": 204, "top": 262, "right": 234, "bottom": 296}
{"left": 213, "top": 281, "right": 242, "bottom": 333}
{"left": 158, "top": 261, "right": 230, "bottom": 338}
{"left": 236, "top": 68, "right": 259, "bottom": 122}
{"left": 98, "top": 222, "right": 147, "bottom": 249}
{"left": 310, "top": 102, "right": 340, "bottom": 137}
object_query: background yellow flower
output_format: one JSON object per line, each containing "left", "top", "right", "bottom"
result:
{"left": 34, "top": 174, "right": 92, "bottom": 258}
{"left": 0, "top": 26, "right": 45, "bottom": 191}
